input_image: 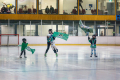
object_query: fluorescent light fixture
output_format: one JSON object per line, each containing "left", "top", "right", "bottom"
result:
{"left": 109, "top": 0, "right": 112, "bottom": 2}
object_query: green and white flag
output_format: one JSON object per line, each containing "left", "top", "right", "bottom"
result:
{"left": 19, "top": 45, "right": 35, "bottom": 54}
{"left": 26, "top": 47, "right": 35, "bottom": 54}
{"left": 53, "top": 32, "right": 69, "bottom": 41}
{"left": 79, "top": 20, "right": 93, "bottom": 33}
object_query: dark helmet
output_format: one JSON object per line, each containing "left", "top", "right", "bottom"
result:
{"left": 92, "top": 34, "right": 96, "bottom": 38}
{"left": 22, "top": 38, "right": 26, "bottom": 42}
{"left": 49, "top": 29, "right": 52, "bottom": 31}
{"left": 49, "top": 29, "right": 53, "bottom": 33}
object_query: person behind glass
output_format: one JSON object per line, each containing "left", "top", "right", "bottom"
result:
{"left": 100, "top": 31, "right": 104, "bottom": 36}
{"left": 20, "top": 38, "right": 28, "bottom": 58}
{"left": 103, "top": 6, "right": 108, "bottom": 15}
{"left": 23, "top": 6, "right": 28, "bottom": 14}
{"left": 50, "top": 5, "right": 54, "bottom": 14}
{"left": 104, "top": 9, "right": 108, "bottom": 15}
{"left": 45, "top": 6, "right": 49, "bottom": 14}
{"left": 79, "top": 0, "right": 83, "bottom": 9}
{"left": 7, "top": 7, "right": 11, "bottom": 13}
{"left": 4, "top": 4, "right": 14, "bottom": 9}
{"left": 2, "top": 5, "right": 7, "bottom": 13}
{"left": 10, "top": 6, "right": 15, "bottom": 14}
{"left": 75, "top": 0, "right": 83, "bottom": 10}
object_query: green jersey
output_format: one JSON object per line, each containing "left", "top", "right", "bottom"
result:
{"left": 21, "top": 42, "right": 28, "bottom": 51}
{"left": 47, "top": 34, "right": 54, "bottom": 42}
{"left": 88, "top": 38, "right": 96, "bottom": 48}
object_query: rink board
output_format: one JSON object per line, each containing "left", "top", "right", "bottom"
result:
{"left": 1, "top": 36, "right": 120, "bottom": 46}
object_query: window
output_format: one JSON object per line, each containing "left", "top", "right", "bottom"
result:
{"left": 0, "top": 20, "right": 15, "bottom": 34}
{"left": 0, "top": 0, "right": 15, "bottom": 14}
{"left": 117, "top": 0, "right": 120, "bottom": 15}
{"left": 58, "top": 25, "right": 69, "bottom": 34}
{"left": 63, "top": 21, "right": 73, "bottom": 36}
{"left": 38, "top": 21, "right": 78, "bottom": 36}
{"left": 24, "top": 25, "right": 35, "bottom": 36}
{"left": 96, "top": 21, "right": 115, "bottom": 36}
{"left": 0, "top": 20, "right": 117, "bottom": 37}
{"left": 53, "top": 20, "right": 62, "bottom": 32}
{"left": 18, "top": 0, "right": 37, "bottom": 14}
{"left": 17, "top": 25, "right": 23, "bottom": 36}
{"left": 17, "top": 21, "right": 37, "bottom": 36}
{"left": 38, "top": 21, "right": 56, "bottom": 36}
{"left": 96, "top": 21, "right": 105, "bottom": 36}
{"left": 98, "top": 0, "right": 115, "bottom": 15}
{"left": 57, "top": 21, "right": 78, "bottom": 36}
{"left": 1, "top": 25, "right": 15, "bottom": 34}
{"left": 59, "top": 0, "right": 78, "bottom": 15}
{"left": 39, "top": 0, "right": 58, "bottom": 14}
{"left": 79, "top": 0, "right": 97, "bottom": 15}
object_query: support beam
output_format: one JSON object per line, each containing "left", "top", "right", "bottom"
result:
{"left": 36, "top": 25, "right": 38, "bottom": 36}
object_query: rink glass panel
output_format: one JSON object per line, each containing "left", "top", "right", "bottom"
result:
{"left": 63, "top": 21, "right": 75, "bottom": 36}
{"left": 17, "top": 20, "right": 39, "bottom": 36}
{"left": 0, "top": 20, "right": 117, "bottom": 36}
{"left": 96, "top": 21, "right": 115, "bottom": 36}
{"left": 38, "top": 20, "right": 54, "bottom": 36}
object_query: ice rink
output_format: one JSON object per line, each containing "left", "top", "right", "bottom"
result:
{"left": 0, "top": 46, "right": 120, "bottom": 80}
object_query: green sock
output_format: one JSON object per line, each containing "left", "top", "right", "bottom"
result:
{"left": 56, "top": 53, "right": 58, "bottom": 57}
{"left": 45, "top": 53, "right": 47, "bottom": 57}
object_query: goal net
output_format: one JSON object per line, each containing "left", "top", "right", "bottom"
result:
{"left": 0, "top": 34, "right": 19, "bottom": 46}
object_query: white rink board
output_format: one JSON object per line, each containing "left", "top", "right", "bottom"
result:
{"left": 17, "top": 36, "right": 120, "bottom": 45}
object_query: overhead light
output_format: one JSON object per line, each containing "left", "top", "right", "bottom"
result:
{"left": 109, "top": 0, "right": 112, "bottom": 2}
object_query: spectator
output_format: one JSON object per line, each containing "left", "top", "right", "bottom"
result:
{"left": 79, "top": 0, "right": 83, "bottom": 9}
{"left": 7, "top": 7, "right": 11, "bottom": 13}
{"left": 10, "top": 7, "right": 14, "bottom": 13}
{"left": 100, "top": 31, "right": 104, "bottom": 36}
{"left": 9, "top": 4, "right": 14, "bottom": 9}
{"left": 23, "top": 6, "right": 28, "bottom": 14}
{"left": 2, "top": 5, "right": 7, "bottom": 13}
{"left": 104, "top": 9, "right": 108, "bottom": 15}
{"left": 45, "top": 6, "right": 49, "bottom": 14}
{"left": 103, "top": 6, "right": 108, "bottom": 15}
{"left": 75, "top": 0, "right": 83, "bottom": 10}
{"left": 2, "top": 2, "right": 14, "bottom": 9}
{"left": 50, "top": 5, "right": 54, "bottom": 14}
